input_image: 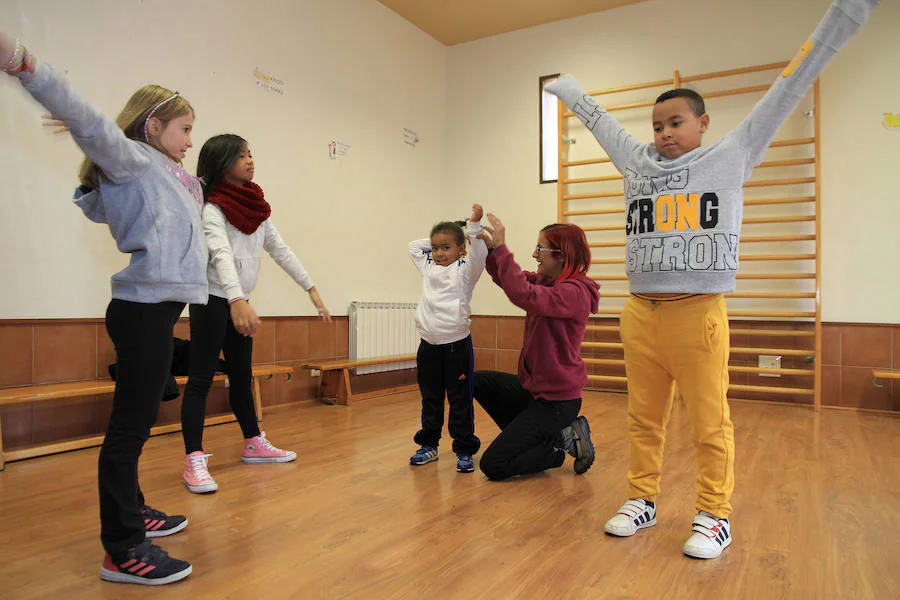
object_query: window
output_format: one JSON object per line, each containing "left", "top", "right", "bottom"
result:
{"left": 539, "top": 73, "right": 560, "bottom": 184}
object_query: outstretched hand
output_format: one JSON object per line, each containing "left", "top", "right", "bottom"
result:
{"left": 0, "top": 30, "right": 34, "bottom": 76}
{"left": 470, "top": 203, "right": 484, "bottom": 222}
{"left": 542, "top": 72, "right": 570, "bottom": 97}
{"left": 482, "top": 213, "right": 506, "bottom": 248}
{"left": 308, "top": 287, "right": 332, "bottom": 322}
{"left": 0, "top": 30, "right": 16, "bottom": 67}
{"left": 42, "top": 114, "right": 69, "bottom": 134}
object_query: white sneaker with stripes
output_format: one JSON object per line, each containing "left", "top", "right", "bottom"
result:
{"left": 683, "top": 511, "right": 732, "bottom": 559}
{"left": 604, "top": 499, "right": 656, "bottom": 537}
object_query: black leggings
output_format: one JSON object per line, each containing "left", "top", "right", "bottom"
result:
{"left": 181, "top": 295, "right": 259, "bottom": 454}
{"left": 99, "top": 299, "right": 184, "bottom": 554}
{"left": 473, "top": 370, "right": 581, "bottom": 481}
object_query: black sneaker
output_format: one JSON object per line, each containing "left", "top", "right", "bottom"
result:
{"left": 570, "top": 416, "right": 595, "bottom": 475}
{"left": 100, "top": 540, "right": 192, "bottom": 585}
{"left": 141, "top": 505, "right": 188, "bottom": 538}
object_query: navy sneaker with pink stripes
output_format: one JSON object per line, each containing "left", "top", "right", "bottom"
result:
{"left": 101, "top": 540, "right": 191, "bottom": 585}
{"left": 141, "top": 505, "right": 188, "bottom": 538}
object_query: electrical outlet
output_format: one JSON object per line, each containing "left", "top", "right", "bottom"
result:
{"left": 758, "top": 354, "right": 782, "bottom": 377}
{"left": 311, "top": 369, "right": 321, "bottom": 377}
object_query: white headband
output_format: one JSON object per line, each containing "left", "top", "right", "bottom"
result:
{"left": 142, "top": 93, "right": 180, "bottom": 142}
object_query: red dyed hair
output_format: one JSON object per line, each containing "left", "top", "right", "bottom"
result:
{"left": 540, "top": 223, "right": 591, "bottom": 283}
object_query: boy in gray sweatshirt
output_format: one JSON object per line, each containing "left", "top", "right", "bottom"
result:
{"left": 545, "top": 0, "right": 877, "bottom": 559}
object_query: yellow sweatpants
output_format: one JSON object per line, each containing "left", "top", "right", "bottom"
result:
{"left": 620, "top": 293, "right": 734, "bottom": 518}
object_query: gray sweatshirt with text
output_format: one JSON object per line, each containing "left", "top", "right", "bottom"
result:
{"left": 546, "top": 0, "right": 876, "bottom": 293}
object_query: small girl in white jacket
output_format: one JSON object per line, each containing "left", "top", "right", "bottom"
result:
{"left": 408, "top": 204, "right": 487, "bottom": 473}
{"left": 180, "top": 134, "right": 331, "bottom": 494}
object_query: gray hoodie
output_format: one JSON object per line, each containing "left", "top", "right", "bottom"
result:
{"left": 17, "top": 61, "right": 208, "bottom": 305}
{"left": 545, "top": 0, "right": 876, "bottom": 294}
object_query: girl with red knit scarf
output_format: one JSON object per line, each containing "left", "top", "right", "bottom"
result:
{"left": 180, "top": 134, "right": 331, "bottom": 494}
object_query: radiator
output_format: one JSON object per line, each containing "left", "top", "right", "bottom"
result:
{"left": 348, "top": 302, "right": 419, "bottom": 375}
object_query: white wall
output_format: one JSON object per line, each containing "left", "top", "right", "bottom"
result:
{"left": 0, "top": 0, "right": 448, "bottom": 318}
{"left": 818, "top": 0, "right": 900, "bottom": 324}
{"left": 2, "top": 0, "right": 897, "bottom": 323}
{"left": 448, "top": 0, "right": 899, "bottom": 323}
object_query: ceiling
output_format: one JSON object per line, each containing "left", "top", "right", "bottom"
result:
{"left": 376, "top": 0, "right": 650, "bottom": 46}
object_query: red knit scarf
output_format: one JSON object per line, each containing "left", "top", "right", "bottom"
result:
{"left": 207, "top": 180, "right": 271, "bottom": 234}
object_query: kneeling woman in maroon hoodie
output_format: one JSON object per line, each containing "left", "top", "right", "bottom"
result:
{"left": 475, "top": 214, "right": 600, "bottom": 480}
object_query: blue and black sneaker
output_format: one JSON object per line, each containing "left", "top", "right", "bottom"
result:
{"left": 456, "top": 453, "right": 475, "bottom": 473}
{"left": 409, "top": 446, "right": 439, "bottom": 466}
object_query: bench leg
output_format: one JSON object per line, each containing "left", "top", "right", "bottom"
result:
{"left": 0, "top": 415, "right": 5, "bottom": 472}
{"left": 318, "top": 369, "right": 353, "bottom": 405}
{"left": 339, "top": 368, "right": 352, "bottom": 406}
{"left": 252, "top": 377, "right": 263, "bottom": 423}
{"left": 318, "top": 370, "right": 340, "bottom": 405}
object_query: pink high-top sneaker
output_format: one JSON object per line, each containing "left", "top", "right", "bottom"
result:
{"left": 241, "top": 432, "right": 297, "bottom": 463}
{"left": 182, "top": 451, "right": 218, "bottom": 494}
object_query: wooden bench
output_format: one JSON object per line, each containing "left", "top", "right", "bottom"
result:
{"left": 872, "top": 369, "right": 900, "bottom": 387}
{"left": 0, "top": 364, "right": 294, "bottom": 470}
{"left": 303, "top": 355, "right": 417, "bottom": 406}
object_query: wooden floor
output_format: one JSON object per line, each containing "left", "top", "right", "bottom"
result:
{"left": 2, "top": 391, "right": 899, "bottom": 599}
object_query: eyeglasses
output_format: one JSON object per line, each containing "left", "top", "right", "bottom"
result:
{"left": 535, "top": 245, "right": 560, "bottom": 254}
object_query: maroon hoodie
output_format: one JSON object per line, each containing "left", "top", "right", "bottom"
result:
{"left": 487, "top": 245, "right": 601, "bottom": 401}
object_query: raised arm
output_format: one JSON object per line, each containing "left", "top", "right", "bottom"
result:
{"left": 482, "top": 213, "right": 589, "bottom": 318}
{"left": 1, "top": 33, "right": 152, "bottom": 183}
{"left": 544, "top": 74, "right": 645, "bottom": 172}
{"left": 732, "top": 0, "right": 877, "bottom": 170}
{"left": 408, "top": 238, "right": 433, "bottom": 275}
{"left": 488, "top": 245, "right": 590, "bottom": 319}
{"left": 461, "top": 204, "right": 488, "bottom": 289}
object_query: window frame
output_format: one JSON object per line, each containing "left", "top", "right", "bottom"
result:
{"left": 539, "top": 73, "right": 561, "bottom": 184}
